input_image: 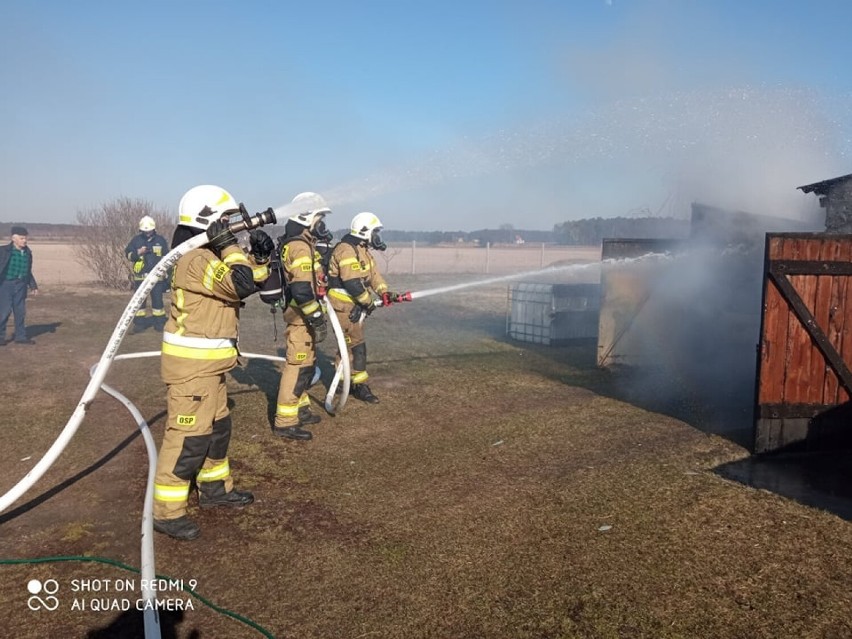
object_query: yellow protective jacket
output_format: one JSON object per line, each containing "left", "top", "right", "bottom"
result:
{"left": 161, "top": 244, "right": 254, "bottom": 385}
{"left": 281, "top": 229, "right": 325, "bottom": 320}
{"left": 327, "top": 235, "right": 388, "bottom": 310}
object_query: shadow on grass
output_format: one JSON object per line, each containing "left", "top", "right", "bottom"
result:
{"left": 0, "top": 410, "right": 165, "bottom": 525}
{"left": 517, "top": 335, "right": 756, "bottom": 450}
{"left": 230, "top": 357, "right": 281, "bottom": 425}
{"left": 714, "top": 450, "right": 852, "bottom": 522}
{"left": 27, "top": 321, "right": 61, "bottom": 339}
{"left": 515, "top": 337, "right": 852, "bottom": 522}
{"left": 85, "top": 608, "right": 198, "bottom": 639}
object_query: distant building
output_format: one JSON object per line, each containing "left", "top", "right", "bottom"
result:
{"left": 798, "top": 173, "right": 852, "bottom": 234}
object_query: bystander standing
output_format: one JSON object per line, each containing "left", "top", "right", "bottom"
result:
{"left": 0, "top": 226, "right": 38, "bottom": 346}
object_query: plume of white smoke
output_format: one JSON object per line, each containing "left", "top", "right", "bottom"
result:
{"left": 322, "top": 86, "right": 847, "bottom": 227}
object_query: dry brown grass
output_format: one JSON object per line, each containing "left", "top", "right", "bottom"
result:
{"left": 0, "top": 276, "right": 849, "bottom": 639}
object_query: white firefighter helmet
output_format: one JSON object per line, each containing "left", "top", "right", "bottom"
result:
{"left": 350, "top": 212, "right": 383, "bottom": 241}
{"left": 288, "top": 191, "right": 331, "bottom": 228}
{"left": 138, "top": 215, "right": 156, "bottom": 232}
{"left": 178, "top": 185, "right": 239, "bottom": 230}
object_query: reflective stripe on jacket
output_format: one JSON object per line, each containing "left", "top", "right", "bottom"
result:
{"left": 161, "top": 244, "right": 244, "bottom": 384}
{"left": 125, "top": 232, "right": 169, "bottom": 280}
{"left": 327, "top": 237, "right": 388, "bottom": 310}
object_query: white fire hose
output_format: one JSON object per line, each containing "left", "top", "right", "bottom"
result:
{"left": 91, "top": 352, "right": 161, "bottom": 636}
{"left": 322, "top": 298, "right": 351, "bottom": 415}
{"left": 0, "top": 211, "right": 292, "bottom": 639}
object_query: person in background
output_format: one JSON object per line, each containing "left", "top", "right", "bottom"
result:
{"left": 327, "top": 212, "right": 403, "bottom": 403}
{"left": 273, "top": 192, "right": 333, "bottom": 441}
{"left": 152, "top": 185, "right": 273, "bottom": 541}
{"left": 125, "top": 215, "right": 170, "bottom": 332}
{"left": 0, "top": 226, "right": 39, "bottom": 346}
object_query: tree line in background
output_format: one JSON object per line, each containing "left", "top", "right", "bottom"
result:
{"left": 552, "top": 216, "right": 690, "bottom": 245}
{"left": 379, "top": 216, "right": 690, "bottom": 245}
{"left": 2, "top": 198, "right": 692, "bottom": 289}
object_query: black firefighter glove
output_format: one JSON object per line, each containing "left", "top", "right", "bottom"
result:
{"left": 305, "top": 308, "right": 328, "bottom": 343}
{"left": 206, "top": 219, "right": 238, "bottom": 252}
{"left": 249, "top": 229, "right": 275, "bottom": 264}
{"left": 349, "top": 298, "right": 376, "bottom": 323}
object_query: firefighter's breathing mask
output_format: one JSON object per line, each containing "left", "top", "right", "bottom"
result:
{"left": 311, "top": 217, "right": 333, "bottom": 243}
{"left": 370, "top": 229, "right": 387, "bottom": 251}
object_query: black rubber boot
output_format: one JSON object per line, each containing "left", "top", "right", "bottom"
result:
{"left": 273, "top": 425, "right": 313, "bottom": 441}
{"left": 351, "top": 383, "right": 380, "bottom": 404}
{"left": 198, "top": 481, "right": 254, "bottom": 509}
{"left": 298, "top": 406, "right": 321, "bottom": 426}
{"left": 199, "top": 488, "right": 254, "bottom": 509}
{"left": 132, "top": 317, "right": 149, "bottom": 334}
{"left": 152, "top": 316, "right": 167, "bottom": 332}
{"left": 153, "top": 516, "right": 200, "bottom": 541}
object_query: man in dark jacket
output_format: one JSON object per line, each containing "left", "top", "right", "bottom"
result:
{"left": 125, "top": 215, "right": 170, "bottom": 332}
{"left": 0, "top": 226, "right": 39, "bottom": 345}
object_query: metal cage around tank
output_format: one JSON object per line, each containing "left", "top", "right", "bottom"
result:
{"left": 506, "top": 282, "right": 600, "bottom": 346}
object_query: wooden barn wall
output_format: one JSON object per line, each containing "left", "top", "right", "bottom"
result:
{"left": 755, "top": 233, "right": 852, "bottom": 453}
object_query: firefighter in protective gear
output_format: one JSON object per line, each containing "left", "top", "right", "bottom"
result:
{"left": 327, "top": 211, "right": 400, "bottom": 404}
{"left": 125, "top": 215, "right": 170, "bottom": 332}
{"left": 273, "top": 192, "right": 333, "bottom": 441}
{"left": 152, "top": 184, "right": 271, "bottom": 541}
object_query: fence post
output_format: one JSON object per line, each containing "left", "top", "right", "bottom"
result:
{"left": 485, "top": 242, "right": 490, "bottom": 274}
{"left": 411, "top": 240, "right": 416, "bottom": 275}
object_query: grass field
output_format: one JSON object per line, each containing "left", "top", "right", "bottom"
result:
{"left": 0, "top": 266, "right": 850, "bottom": 638}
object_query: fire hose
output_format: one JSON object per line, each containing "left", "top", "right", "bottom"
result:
{"left": 323, "top": 291, "right": 412, "bottom": 412}
{"left": 0, "top": 207, "right": 287, "bottom": 639}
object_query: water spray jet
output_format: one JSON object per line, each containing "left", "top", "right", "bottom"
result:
{"left": 326, "top": 252, "right": 675, "bottom": 411}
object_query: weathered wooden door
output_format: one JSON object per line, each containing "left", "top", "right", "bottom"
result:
{"left": 755, "top": 233, "right": 852, "bottom": 452}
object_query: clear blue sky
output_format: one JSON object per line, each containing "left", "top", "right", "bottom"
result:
{"left": 2, "top": 0, "right": 851, "bottom": 231}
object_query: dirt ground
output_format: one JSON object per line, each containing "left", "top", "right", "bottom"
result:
{"left": 0, "top": 268, "right": 850, "bottom": 638}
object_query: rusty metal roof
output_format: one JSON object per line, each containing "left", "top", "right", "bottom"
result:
{"left": 797, "top": 173, "right": 852, "bottom": 194}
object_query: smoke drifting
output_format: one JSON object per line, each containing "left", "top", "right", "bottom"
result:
{"left": 600, "top": 243, "right": 765, "bottom": 441}
{"left": 323, "top": 86, "right": 848, "bottom": 230}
